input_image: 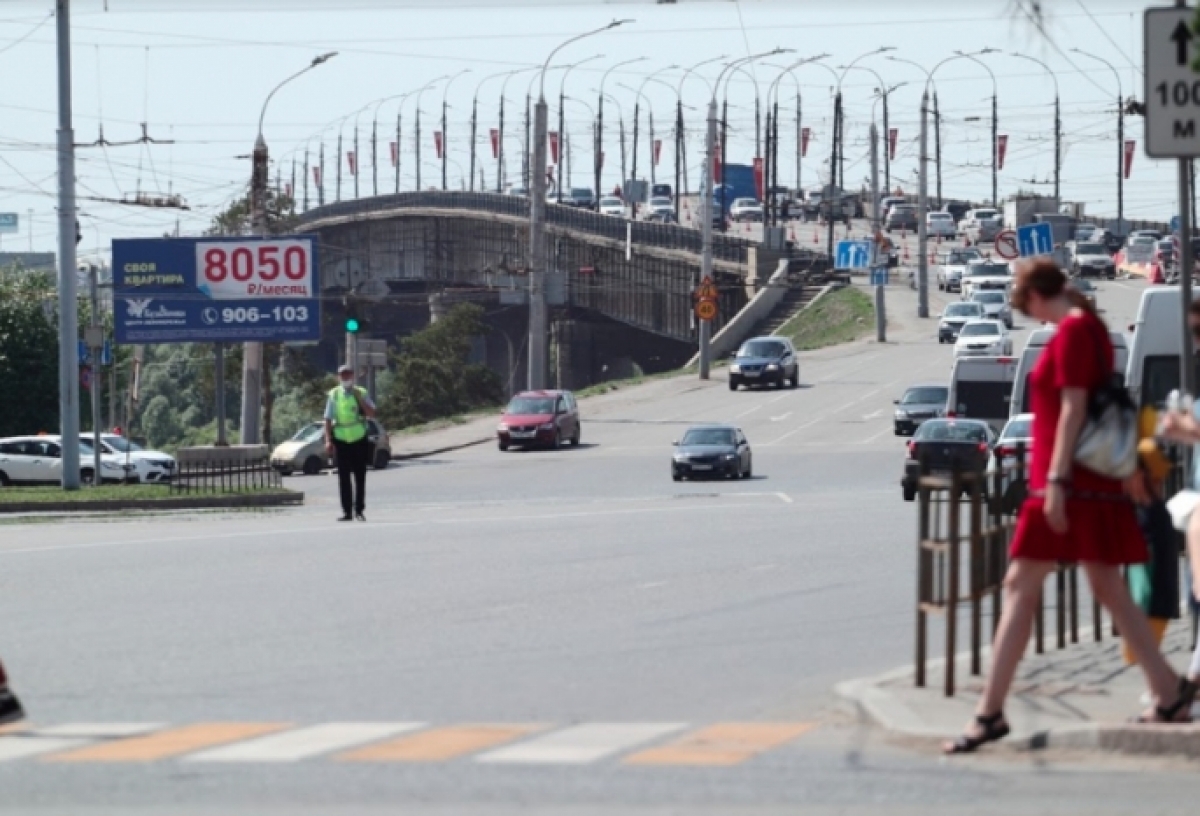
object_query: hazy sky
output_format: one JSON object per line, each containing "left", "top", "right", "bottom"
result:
{"left": 0, "top": 0, "right": 1162, "bottom": 260}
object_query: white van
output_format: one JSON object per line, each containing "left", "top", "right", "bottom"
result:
{"left": 1126, "top": 286, "right": 1200, "bottom": 408}
{"left": 946, "top": 356, "right": 1019, "bottom": 432}
{"left": 1010, "top": 327, "right": 1130, "bottom": 418}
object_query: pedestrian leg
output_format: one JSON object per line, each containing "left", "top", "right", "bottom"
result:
{"left": 334, "top": 441, "right": 353, "bottom": 519}
{"left": 0, "top": 660, "right": 24, "bottom": 724}
{"left": 353, "top": 439, "right": 368, "bottom": 518}
{"left": 975, "top": 558, "right": 1057, "bottom": 716}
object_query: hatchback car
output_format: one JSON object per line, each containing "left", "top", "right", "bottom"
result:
{"left": 938, "top": 301, "right": 985, "bottom": 343}
{"left": 900, "top": 418, "right": 996, "bottom": 501}
{"left": 894, "top": 384, "right": 949, "bottom": 436}
{"left": 729, "top": 337, "right": 800, "bottom": 390}
{"left": 969, "top": 290, "right": 1014, "bottom": 329}
{"left": 954, "top": 319, "right": 1012, "bottom": 359}
{"left": 497, "top": 390, "right": 580, "bottom": 451}
{"left": 271, "top": 420, "right": 392, "bottom": 475}
{"left": 671, "top": 424, "right": 752, "bottom": 481}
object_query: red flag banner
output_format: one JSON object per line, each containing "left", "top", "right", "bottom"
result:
{"left": 347, "top": 150, "right": 357, "bottom": 176}
{"left": 313, "top": 166, "right": 322, "bottom": 187}
{"left": 653, "top": 139, "right": 663, "bottom": 166}
{"left": 997, "top": 135, "right": 1008, "bottom": 171}
{"left": 433, "top": 131, "right": 444, "bottom": 160}
{"left": 713, "top": 152, "right": 722, "bottom": 184}
{"left": 1124, "top": 139, "right": 1136, "bottom": 179}
{"left": 490, "top": 128, "right": 500, "bottom": 160}
{"left": 752, "top": 157, "right": 764, "bottom": 200}
{"left": 284, "top": 182, "right": 293, "bottom": 198}
{"left": 801, "top": 127, "right": 811, "bottom": 158}
{"left": 549, "top": 131, "right": 560, "bottom": 165}
{"left": 390, "top": 141, "right": 398, "bottom": 168}
{"left": 888, "top": 128, "right": 899, "bottom": 161}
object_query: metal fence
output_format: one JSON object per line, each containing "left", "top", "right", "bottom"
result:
{"left": 914, "top": 448, "right": 1115, "bottom": 696}
{"left": 295, "top": 191, "right": 755, "bottom": 264}
{"left": 171, "top": 446, "right": 280, "bottom": 495}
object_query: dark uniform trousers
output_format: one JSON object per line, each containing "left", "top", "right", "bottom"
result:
{"left": 334, "top": 437, "right": 370, "bottom": 516}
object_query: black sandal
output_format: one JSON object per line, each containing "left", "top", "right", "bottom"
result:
{"left": 943, "top": 712, "right": 1010, "bottom": 755}
{"left": 1133, "top": 678, "right": 1198, "bottom": 724}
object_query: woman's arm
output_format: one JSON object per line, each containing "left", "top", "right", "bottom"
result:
{"left": 1049, "top": 387, "right": 1088, "bottom": 481}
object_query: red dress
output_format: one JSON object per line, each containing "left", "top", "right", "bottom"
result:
{"left": 1009, "top": 311, "right": 1148, "bottom": 564}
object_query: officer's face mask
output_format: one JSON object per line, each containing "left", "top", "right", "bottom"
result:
{"left": 340, "top": 376, "right": 354, "bottom": 390}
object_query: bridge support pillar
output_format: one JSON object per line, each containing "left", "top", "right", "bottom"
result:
{"left": 429, "top": 291, "right": 447, "bottom": 323}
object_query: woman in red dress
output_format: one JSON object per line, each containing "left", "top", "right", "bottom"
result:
{"left": 945, "top": 260, "right": 1196, "bottom": 753}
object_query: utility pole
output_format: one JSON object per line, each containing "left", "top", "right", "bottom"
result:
{"left": 795, "top": 92, "right": 801, "bottom": 195}
{"left": 882, "top": 88, "right": 890, "bottom": 193}
{"left": 336, "top": 131, "right": 343, "bottom": 201}
{"left": 991, "top": 89, "right": 998, "bottom": 207}
{"left": 594, "top": 103, "right": 603, "bottom": 210}
{"left": 917, "top": 89, "right": 930, "bottom": 319}
{"left": 497, "top": 94, "right": 506, "bottom": 192}
{"left": 415, "top": 105, "right": 422, "bottom": 190}
{"left": 353, "top": 120, "right": 360, "bottom": 198}
{"left": 395, "top": 111, "right": 401, "bottom": 193}
{"left": 772, "top": 99, "right": 780, "bottom": 226}
{"left": 720, "top": 99, "right": 728, "bottom": 232}
{"left": 826, "top": 92, "right": 839, "bottom": 260}
{"left": 442, "top": 96, "right": 449, "bottom": 191}
{"left": 1117, "top": 93, "right": 1125, "bottom": 231}
{"left": 1180, "top": 157, "right": 1195, "bottom": 395}
{"left": 318, "top": 141, "right": 326, "bottom": 206}
{"left": 530, "top": 100, "right": 549, "bottom": 389}
{"left": 241, "top": 131, "right": 268, "bottom": 445}
{"left": 303, "top": 147, "right": 310, "bottom": 210}
{"left": 523, "top": 94, "right": 531, "bottom": 189}
{"left": 56, "top": 0, "right": 81, "bottom": 489}
{"left": 674, "top": 98, "right": 683, "bottom": 218}
{"left": 631, "top": 97, "right": 640, "bottom": 208}
{"left": 469, "top": 95, "right": 478, "bottom": 191}
{"left": 557, "top": 90, "right": 567, "bottom": 203}
{"left": 934, "top": 91, "right": 942, "bottom": 207}
{"left": 870, "top": 120, "right": 885, "bottom": 343}
{"left": 764, "top": 107, "right": 773, "bottom": 225}
{"left": 87, "top": 264, "right": 102, "bottom": 483}
{"left": 648, "top": 108, "right": 656, "bottom": 187}
{"left": 371, "top": 115, "right": 378, "bottom": 196}
{"left": 699, "top": 95, "right": 716, "bottom": 380}
{"left": 618, "top": 115, "right": 627, "bottom": 196}
{"left": 1054, "top": 93, "right": 1061, "bottom": 202}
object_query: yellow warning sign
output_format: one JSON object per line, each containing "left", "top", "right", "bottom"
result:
{"left": 695, "top": 300, "right": 718, "bottom": 321}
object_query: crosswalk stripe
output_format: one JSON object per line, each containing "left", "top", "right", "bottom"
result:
{"left": 186, "top": 723, "right": 424, "bottom": 762}
{"left": 338, "top": 724, "right": 541, "bottom": 762}
{"left": 32, "top": 723, "right": 165, "bottom": 738}
{"left": 622, "top": 722, "right": 817, "bottom": 766}
{"left": 475, "top": 723, "right": 686, "bottom": 765}
{"left": 44, "top": 723, "right": 288, "bottom": 762}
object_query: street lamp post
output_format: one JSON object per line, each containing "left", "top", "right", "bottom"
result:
{"left": 766, "top": 55, "right": 828, "bottom": 226}
{"left": 838, "top": 63, "right": 897, "bottom": 195}
{"left": 441, "top": 69, "right": 472, "bottom": 191}
{"left": 1010, "top": 52, "right": 1060, "bottom": 203}
{"left": 497, "top": 68, "right": 537, "bottom": 192}
{"left": 240, "top": 52, "right": 336, "bottom": 447}
{"left": 529, "top": 20, "right": 631, "bottom": 391}
{"left": 599, "top": 58, "right": 647, "bottom": 209}
{"left": 598, "top": 91, "right": 628, "bottom": 196}
{"left": 556, "top": 55, "right": 604, "bottom": 203}
{"left": 677, "top": 55, "right": 726, "bottom": 204}
{"left": 1072, "top": 48, "right": 1125, "bottom": 233}
{"left": 415, "top": 78, "right": 445, "bottom": 191}
{"left": 954, "top": 50, "right": 999, "bottom": 207}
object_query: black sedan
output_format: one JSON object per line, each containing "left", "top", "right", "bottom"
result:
{"left": 672, "top": 425, "right": 752, "bottom": 481}
{"left": 900, "top": 418, "right": 996, "bottom": 502}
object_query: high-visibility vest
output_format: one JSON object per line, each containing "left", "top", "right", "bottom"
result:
{"left": 329, "top": 386, "right": 368, "bottom": 443}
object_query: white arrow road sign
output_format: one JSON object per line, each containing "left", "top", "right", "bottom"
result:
{"left": 1145, "top": 6, "right": 1200, "bottom": 158}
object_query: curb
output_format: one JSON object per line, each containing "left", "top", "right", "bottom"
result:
{"left": 0, "top": 491, "right": 304, "bottom": 515}
{"left": 834, "top": 667, "right": 1200, "bottom": 758}
{"left": 391, "top": 437, "right": 492, "bottom": 461}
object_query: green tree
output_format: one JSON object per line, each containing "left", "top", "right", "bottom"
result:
{"left": 0, "top": 271, "right": 59, "bottom": 436}
{"left": 378, "top": 303, "right": 503, "bottom": 429}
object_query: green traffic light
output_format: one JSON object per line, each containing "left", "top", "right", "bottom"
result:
{"left": 345, "top": 318, "right": 360, "bottom": 333}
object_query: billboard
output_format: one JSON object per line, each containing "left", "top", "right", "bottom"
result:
{"left": 112, "top": 236, "right": 321, "bottom": 344}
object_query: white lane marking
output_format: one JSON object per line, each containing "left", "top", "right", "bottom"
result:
{"left": 861, "top": 409, "right": 885, "bottom": 420}
{"left": 771, "top": 412, "right": 793, "bottom": 422}
{"left": 764, "top": 388, "right": 883, "bottom": 446}
{"left": 750, "top": 563, "right": 777, "bottom": 572}
{"left": 775, "top": 492, "right": 793, "bottom": 504}
{"left": 187, "top": 723, "right": 424, "bottom": 763}
{"left": 0, "top": 737, "right": 91, "bottom": 762}
{"left": 638, "top": 581, "right": 667, "bottom": 590}
{"left": 859, "top": 426, "right": 894, "bottom": 445}
{"left": 32, "top": 723, "right": 164, "bottom": 738}
{"left": 476, "top": 723, "right": 686, "bottom": 765}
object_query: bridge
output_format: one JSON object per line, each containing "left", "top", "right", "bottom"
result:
{"left": 293, "top": 191, "right": 803, "bottom": 388}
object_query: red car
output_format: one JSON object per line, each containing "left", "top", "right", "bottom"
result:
{"left": 497, "top": 390, "right": 581, "bottom": 451}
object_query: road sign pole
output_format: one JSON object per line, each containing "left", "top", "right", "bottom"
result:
{"left": 917, "top": 89, "right": 929, "bottom": 319}
{"left": 870, "top": 121, "right": 885, "bottom": 343}
{"left": 699, "top": 96, "right": 717, "bottom": 381}
{"left": 1180, "top": 156, "right": 1195, "bottom": 396}
{"left": 55, "top": 0, "right": 81, "bottom": 490}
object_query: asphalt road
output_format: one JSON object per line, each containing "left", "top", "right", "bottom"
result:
{"left": 3, "top": 276, "right": 1195, "bottom": 815}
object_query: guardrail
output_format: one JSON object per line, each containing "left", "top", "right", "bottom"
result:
{"left": 915, "top": 447, "right": 1107, "bottom": 696}
{"left": 295, "top": 191, "right": 756, "bottom": 264}
{"left": 172, "top": 445, "right": 281, "bottom": 495}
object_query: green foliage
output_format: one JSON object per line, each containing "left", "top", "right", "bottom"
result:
{"left": 0, "top": 271, "right": 59, "bottom": 436}
{"left": 206, "top": 189, "right": 298, "bottom": 237}
{"left": 378, "top": 303, "right": 503, "bottom": 429}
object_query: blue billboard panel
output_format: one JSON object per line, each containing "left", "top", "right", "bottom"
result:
{"left": 112, "top": 236, "right": 321, "bottom": 344}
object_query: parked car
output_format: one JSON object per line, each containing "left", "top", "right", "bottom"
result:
{"left": 936, "top": 247, "right": 984, "bottom": 293}
{"left": 960, "top": 208, "right": 1002, "bottom": 243}
{"left": 270, "top": 420, "right": 392, "bottom": 475}
{"left": 938, "top": 301, "right": 985, "bottom": 343}
{"left": 900, "top": 418, "right": 996, "bottom": 502}
{"left": 598, "top": 196, "right": 625, "bottom": 217}
{"left": 894, "top": 384, "right": 949, "bottom": 436}
{"left": 564, "top": 188, "right": 596, "bottom": 208}
{"left": 729, "top": 197, "right": 764, "bottom": 222}
{"left": 969, "top": 290, "right": 1014, "bottom": 329}
{"left": 0, "top": 435, "right": 136, "bottom": 486}
{"left": 729, "top": 336, "right": 800, "bottom": 390}
{"left": 885, "top": 204, "right": 919, "bottom": 233}
{"left": 1068, "top": 241, "right": 1116, "bottom": 279}
{"left": 671, "top": 424, "right": 752, "bottom": 481}
{"left": 78, "top": 433, "right": 176, "bottom": 484}
{"left": 954, "top": 319, "right": 1013, "bottom": 359}
{"left": 497, "top": 390, "right": 580, "bottom": 451}
{"left": 926, "top": 211, "right": 957, "bottom": 239}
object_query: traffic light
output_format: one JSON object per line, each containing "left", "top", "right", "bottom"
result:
{"left": 343, "top": 297, "right": 362, "bottom": 334}
{"left": 345, "top": 316, "right": 360, "bottom": 333}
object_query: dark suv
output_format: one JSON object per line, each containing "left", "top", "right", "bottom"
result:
{"left": 729, "top": 337, "right": 800, "bottom": 390}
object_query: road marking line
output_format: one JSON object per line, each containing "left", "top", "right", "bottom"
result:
{"left": 861, "top": 408, "right": 885, "bottom": 420}
{"left": 859, "top": 426, "right": 893, "bottom": 445}
{"left": 339, "top": 724, "right": 542, "bottom": 762}
{"left": 31, "top": 723, "right": 165, "bottom": 738}
{"left": 187, "top": 723, "right": 424, "bottom": 763}
{"left": 622, "top": 722, "right": 817, "bottom": 766}
{"left": 45, "top": 723, "right": 288, "bottom": 762}
{"left": 475, "top": 723, "right": 686, "bottom": 765}
{"left": 774, "top": 492, "right": 793, "bottom": 504}
{"left": 770, "top": 412, "right": 793, "bottom": 422}
{"left": 764, "top": 388, "right": 882, "bottom": 446}
{"left": 638, "top": 581, "right": 667, "bottom": 590}
{"left": 0, "top": 736, "right": 92, "bottom": 762}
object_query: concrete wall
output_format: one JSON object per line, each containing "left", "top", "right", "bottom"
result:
{"left": 686, "top": 260, "right": 790, "bottom": 366}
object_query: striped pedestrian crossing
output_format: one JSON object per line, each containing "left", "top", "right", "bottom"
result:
{"left": 0, "top": 720, "right": 817, "bottom": 767}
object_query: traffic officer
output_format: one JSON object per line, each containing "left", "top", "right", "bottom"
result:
{"left": 324, "top": 364, "right": 377, "bottom": 522}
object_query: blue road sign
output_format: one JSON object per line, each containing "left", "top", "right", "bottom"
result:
{"left": 1017, "top": 223, "right": 1054, "bottom": 258}
{"left": 869, "top": 268, "right": 889, "bottom": 286}
{"left": 1171, "top": 215, "right": 1182, "bottom": 233}
{"left": 77, "top": 339, "right": 113, "bottom": 366}
{"left": 836, "top": 240, "right": 873, "bottom": 270}
{"left": 112, "top": 236, "right": 321, "bottom": 344}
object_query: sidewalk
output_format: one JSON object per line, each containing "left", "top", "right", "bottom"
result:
{"left": 837, "top": 619, "right": 1200, "bottom": 757}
